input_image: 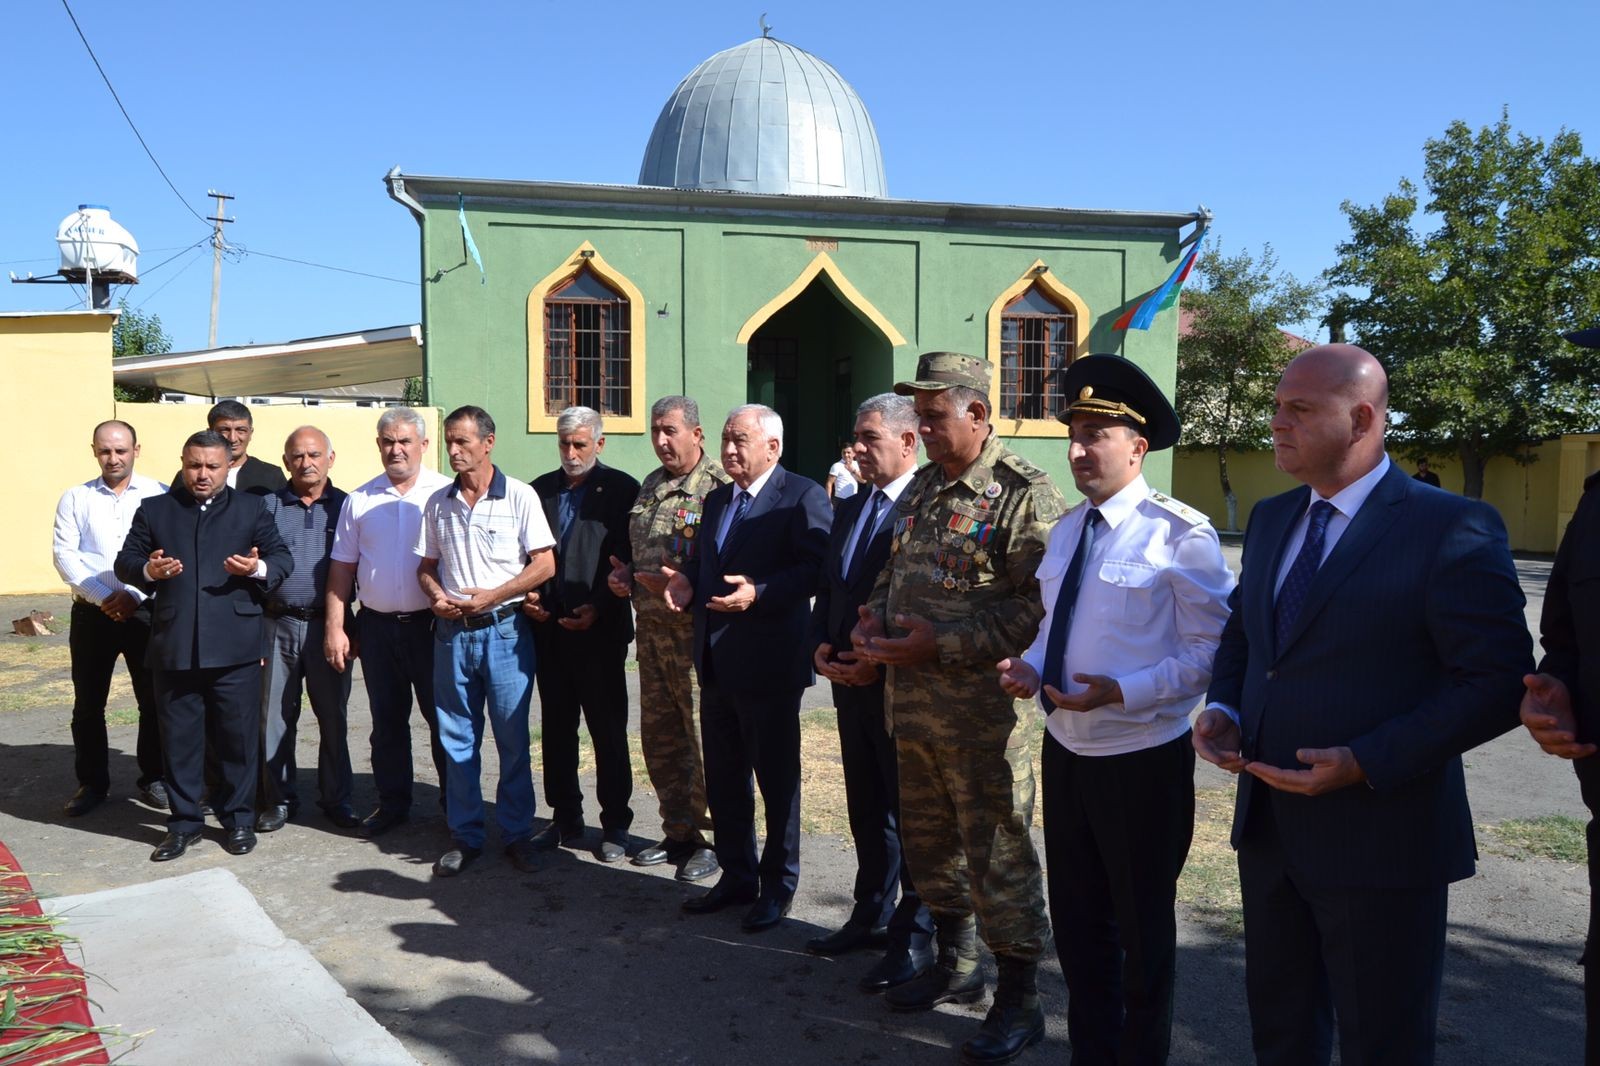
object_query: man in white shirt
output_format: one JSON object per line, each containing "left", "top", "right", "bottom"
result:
{"left": 325, "top": 408, "right": 455, "bottom": 839}
{"left": 999, "top": 355, "right": 1233, "bottom": 1063}
{"left": 417, "top": 406, "right": 556, "bottom": 877}
{"left": 52, "top": 420, "right": 170, "bottom": 817}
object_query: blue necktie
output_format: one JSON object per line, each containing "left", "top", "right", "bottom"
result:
{"left": 721, "top": 490, "right": 751, "bottom": 548}
{"left": 845, "top": 489, "right": 888, "bottom": 583}
{"left": 1274, "top": 500, "right": 1336, "bottom": 650}
{"left": 1039, "top": 509, "right": 1100, "bottom": 695}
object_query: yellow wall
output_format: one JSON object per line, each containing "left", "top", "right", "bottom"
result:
{"left": 0, "top": 311, "right": 444, "bottom": 595}
{"left": 1174, "top": 440, "right": 1576, "bottom": 553}
{"left": 1, "top": 313, "right": 119, "bottom": 595}
{"left": 113, "top": 403, "right": 442, "bottom": 494}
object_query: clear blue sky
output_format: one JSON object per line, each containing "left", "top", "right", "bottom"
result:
{"left": 3, "top": 0, "right": 1594, "bottom": 352}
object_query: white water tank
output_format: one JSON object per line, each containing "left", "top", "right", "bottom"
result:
{"left": 56, "top": 204, "right": 139, "bottom": 281}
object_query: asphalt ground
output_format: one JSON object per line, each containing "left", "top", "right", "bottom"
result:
{"left": 0, "top": 546, "right": 1590, "bottom": 1064}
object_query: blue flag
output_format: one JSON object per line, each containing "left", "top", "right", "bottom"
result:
{"left": 458, "top": 194, "right": 484, "bottom": 284}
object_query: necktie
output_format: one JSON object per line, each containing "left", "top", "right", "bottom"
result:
{"left": 1039, "top": 509, "right": 1101, "bottom": 695}
{"left": 1274, "top": 500, "right": 1336, "bottom": 650}
{"left": 845, "top": 489, "right": 888, "bottom": 583}
{"left": 721, "top": 490, "right": 752, "bottom": 548}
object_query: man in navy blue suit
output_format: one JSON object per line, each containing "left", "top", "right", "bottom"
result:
{"left": 664, "top": 403, "right": 831, "bottom": 933}
{"left": 807, "top": 393, "right": 934, "bottom": 990}
{"left": 117, "top": 430, "right": 294, "bottom": 862}
{"left": 1194, "top": 343, "right": 1530, "bottom": 1065}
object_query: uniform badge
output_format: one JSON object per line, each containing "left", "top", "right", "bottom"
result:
{"left": 984, "top": 482, "right": 1002, "bottom": 499}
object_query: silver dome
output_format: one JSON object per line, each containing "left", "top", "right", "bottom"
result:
{"left": 638, "top": 36, "right": 887, "bottom": 198}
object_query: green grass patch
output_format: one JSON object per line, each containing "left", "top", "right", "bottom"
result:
{"left": 1482, "top": 815, "right": 1588, "bottom": 864}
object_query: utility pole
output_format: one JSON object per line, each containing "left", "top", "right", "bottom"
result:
{"left": 206, "top": 190, "right": 235, "bottom": 348}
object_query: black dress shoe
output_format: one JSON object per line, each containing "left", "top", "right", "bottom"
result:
{"left": 960, "top": 1001, "right": 1045, "bottom": 1064}
{"left": 740, "top": 895, "right": 793, "bottom": 933}
{"left": 63, "top": 786, "right": 107, "bottom": 817}
{"left": 255, "top": 804, "right": 289, "bottom": 833}
{"left": 224, "top": 827, "right": 257, "bottom": 855}
{"left": 681, "top": 879, "right": 758, "bottom": 914}
{"left": 677, "top": 846, "right": 720, "bottom": 883}
{"left": 530, "top": 819, "right": 585, "bottom": 850}
{"left": 807, "top": 920, "right": 888, "bottom": 956}
{"left": 359, "top": 808, "right": 407, "bottom": 839}
{"left": 323, "top": 805, "right": 362, "bottom": 829}
{"left": 139, "top": 781, "right": 170, "bottom": 810}
{"left": 150, "top": 830, "right": 203, "bottom": 862}
{"left": 860, "top": 947, "right": 934, "bottom": 993}
{"left": 433, "top": 843, "right": 482, "bottom": 877}
{"left": 632, "top": 839, "right": 688, "bottom": 867}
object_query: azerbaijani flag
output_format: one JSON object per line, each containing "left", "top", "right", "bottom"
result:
{"left": 1113, "top": 227, "right": 1207, "bottom": 331}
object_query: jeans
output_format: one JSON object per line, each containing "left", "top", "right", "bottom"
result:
{"left": 433, "top": 611, "right": 537, "bottom": 849}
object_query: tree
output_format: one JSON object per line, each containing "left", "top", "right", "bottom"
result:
{"left": 111, "top": 300, "right": 172, "bottom": 402}
{"left": 1176, "top": 242, "right": 1322, "bottom": 530}
{"left": 1327, "top": 111, "right": 1600, "bottom": 498}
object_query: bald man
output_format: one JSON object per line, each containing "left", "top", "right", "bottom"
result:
{"left": 1195, "top": 345, "right": 1531, "bottom": 1065}
{"left": 257, "top": 426, "right": 359, "bottom": 832}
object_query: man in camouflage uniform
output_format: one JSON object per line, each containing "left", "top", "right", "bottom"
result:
{"left": 854, "top": 352, "right": 1063, "bottom": 1065}
{"left": 607, "top": 395, "right": 728, "bottom": 882}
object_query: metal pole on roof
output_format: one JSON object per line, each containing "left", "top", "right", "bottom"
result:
{"left": 207, "top": 190, "right": 234, "bottom": 348}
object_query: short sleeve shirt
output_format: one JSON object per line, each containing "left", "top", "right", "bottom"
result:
{"left": 416, "top": 466, "right": 555, "bottom": 607}
{"left": 330, "top": 468, "right": 453, "bottom": 614}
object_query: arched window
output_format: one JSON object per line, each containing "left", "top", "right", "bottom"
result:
{"left": 998, "top": 283, "right": 1076, "bottom": 421}
{"left": 543, "top": 267, "right": 632, "bottom": 417}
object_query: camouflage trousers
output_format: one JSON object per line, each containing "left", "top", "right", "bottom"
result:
{"left": 895, "top": 735, "right": 1049, "bottom": 961}
{"left": 634, "top": 610, "right": 711, "bottom": 846}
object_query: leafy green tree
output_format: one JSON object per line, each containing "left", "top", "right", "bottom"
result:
{"left": 111, "top": 300, "right": 171, "bottom": 402}
{"left": 1176, "top": 243, "right": 1322, "bottom": 529}
{"left": 1327, "top": 111, "right": 1600, "bottom": 498}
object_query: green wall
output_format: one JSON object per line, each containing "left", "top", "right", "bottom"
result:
{"left": 416, "top": 193, "right": 1187, "bottom": 501}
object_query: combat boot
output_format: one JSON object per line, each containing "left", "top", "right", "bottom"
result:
{"left": 960, "top": 955, "right": 1044, "bottom": 1064}
{"left": 885, "top": 916, "right": 984, "bottom": 1012}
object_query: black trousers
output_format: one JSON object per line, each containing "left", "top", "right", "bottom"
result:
{"left": 68, "top": 600, "right": 163, "bottom": 792}
{"left": 359, "top": 609, "right": 448, "bottom": 815}
{"left": 155, "top": 661, "right": 261, "bottom": 833}
{"left": 700, "top": 681, "right": 802, "bottom": 899}
{"left": 1576, "top": 758, "right": 1600, "bottom": 1066}
{"left": 533, "top": 626, "right": 634, "bottom": 833}
{"left": 833, "top": 679, "right": 932, "bottom": 951}
{"left": 1043, "top": 730, "right": 1193, "bottom": 1066}
{"left": 1237, "top": 793, "right": 1448, "bottom": 1066}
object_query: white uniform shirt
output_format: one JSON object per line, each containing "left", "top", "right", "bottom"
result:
{"left": 838, "top": 468, "right": 915, "bottom": 568}
{"left": 714, "top": 464, "right": 777, "bottom": 548}
{"left": 1022, "top": 474, "right": 1235, "bottom": 756}
{"left": 52, "top": 473, "right": 167, "bottom": 604}
{"left": 331, "top": 467, "right": 454, "bottom": 613}
{"left": 416, "top": 467, "right": 554, "bottom": 607}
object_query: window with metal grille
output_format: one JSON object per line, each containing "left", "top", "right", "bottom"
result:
{"left": 999, "top": 284, "right": 1076, "bottom": 420}
{"left": 544, "top": 268, "right": 632, "bottom": 416}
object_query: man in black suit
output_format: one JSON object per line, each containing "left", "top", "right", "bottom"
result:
{"left": 173, "top": 400, "right": 288, "bottom": 496}
{"left": 117, "top": 430, "right": 294, "bottom": 862}
{"left": 1518, "top": 324, "right": 1600, "bottom": 1062}
{"left": 523, "top": 407, "right": 639, "bottom": 861}
{"left": 1194, "top": 344, "right": 1531, "bottom": 1065}
{"left": 664, "top": 403, "right": 831, "bottom": 932}
{"left": 807, "top": 393, "right": 934, "bottom": 990}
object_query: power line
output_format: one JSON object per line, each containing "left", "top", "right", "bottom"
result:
{"left": 232, "top": 245, "right": 419, "bottom": 286}
{"left": 58, "top": 0, "right": 209, "bottom": 228}
{"left": 139, "top": 236, "right": 212, "bottom": 278}
{"left": 134, "top": 248, "right": 208, "bottom": 310}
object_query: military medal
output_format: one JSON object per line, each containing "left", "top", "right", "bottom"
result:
{"left": 942, "top": 576, "right": 956, "bottom": 589}
{"left": 962, "top": 539, "right": 976, "bottom": 554}
{"left": 682, "top": 525, "right": 695, "bottom": 538}
{"left": 956, "top": 578, "right": 971, "bottom": 592}
{"left": 974, "top": 549, "right": 989, "bottom": 566}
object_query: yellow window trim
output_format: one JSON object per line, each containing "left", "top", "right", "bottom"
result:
{"left": 527, "top": 241, "right": 647, "bottom": 434}
{"left": 986, "top": 260, "right": 1090, "bottom": 439}
{"left": 735, "top": 251, "right": 908, "bottom": 347}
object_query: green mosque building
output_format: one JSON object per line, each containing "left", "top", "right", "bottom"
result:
{"left": 386, "top": 33, "right": 1203, "bottom": 488}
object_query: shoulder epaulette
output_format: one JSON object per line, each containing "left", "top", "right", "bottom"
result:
{"left": 998, "top": 452, "right": 1052, "bottom": 483}
{"left": 1146, "top": 490, "right": 1208, "bottom": 526}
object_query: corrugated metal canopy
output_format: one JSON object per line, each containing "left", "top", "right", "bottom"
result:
{"left": 111, "top": 324, "right": 421, "bottom": 399}
{"left": 639, "top": 36, "right": 887, "bottom": 198}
